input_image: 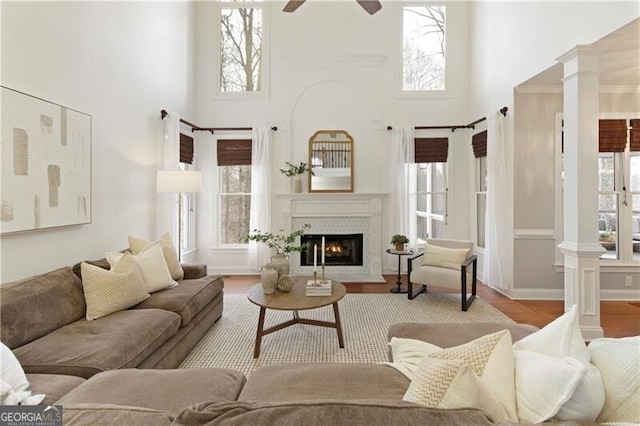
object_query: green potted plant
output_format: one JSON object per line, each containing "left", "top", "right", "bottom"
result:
{"left": 279, "top": 161, "right": 310, "bottom": 193}
{"left": 390, "top": 234, "right": 409, "bottom": 252}
{"left": 245, "top": 224, "right": 311, "bottom": 277}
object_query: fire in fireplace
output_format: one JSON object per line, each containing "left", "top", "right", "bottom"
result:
{"left": 300, "top": 234, "right": 364, "bottom": 266}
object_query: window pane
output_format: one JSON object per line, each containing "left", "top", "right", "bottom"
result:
{"left": 220, "top": 195, "right": 251, "bottom": 244}
{"left": 431, "top": 218, "right": 444, "bottom": 238}
{"left": 220, "top": 166, "right": 252, "bottom": 193}
{"left": 417, "top": 216, "right": 428, "bottom": 242}
{"left": 417, "top": 164, "right": 428, "bottom": 192}
{"left": 417, "top": 193, "right": 427, "bottom": 212}
{"left": 431, "top": 162, "right": 446, "bottom": 191}
{"left": 631, "top": 152, "right": 640, "bottom": 192}
{"left": 477, "top": 193, "right": 486, "bottom": 248}
{"left": 598, "top": 154, "right": 615, "bottom": 191}
{"left": 479, "top": 157, "right": 487, "bottom": 192}
{"left": 403, "top": 6, "right": 445, "bottom": 91}
{"left": 599, "top": 194, "right": 618, "bottom": 260}
{"left": 431, "top": 193, "right": 446, "bottom": 215}
{"left": 220, "top": 8, "right": 262, "bottom": 93}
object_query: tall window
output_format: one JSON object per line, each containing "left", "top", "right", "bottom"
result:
{"left": 179, "top": 133, "right": 197, "bottom": 255}
{"left": 219, "top": 0, "right": 263, "bottom": 93}
{"left": 472, "top": 131, "right": 488, "bottom": 248}
{"left": 217, "top": 139, "right": 252, "bottom": 245}
{"left": 415, "top": 137, "right": 448, "bottom": 242}
{"left": 402, "top": 5, "right": 446, "bottom": 91}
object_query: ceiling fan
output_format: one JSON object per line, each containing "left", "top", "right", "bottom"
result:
{"left": 283, "top": 0, "right": 382, "bottom": 15}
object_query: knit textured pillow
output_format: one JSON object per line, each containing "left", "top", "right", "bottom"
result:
{"left": 107, "top": 241, "right": 177, "bottom": 293}
{"left": 81, "top": 253, "right": 149, "bottom": 320}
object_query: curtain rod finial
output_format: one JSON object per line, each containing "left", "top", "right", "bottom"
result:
{"left": 500, "top": 106, "right": 508, "bottom": 117}
{"left": 386, "top": 125, "right": 393, "bottom": 131}
{"left": 160, "top": 109, "right": 168, "bottom": 119}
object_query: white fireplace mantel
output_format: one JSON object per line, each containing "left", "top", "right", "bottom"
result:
{"left": 275, "top": 193, "right": 387, "bottom": 282}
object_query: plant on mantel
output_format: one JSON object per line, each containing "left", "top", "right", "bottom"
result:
{"left": 244, "top": 224, "right": 311, "bottom": 254}
{"left": 279, "top": 161, "right": 310, "bottom": 177}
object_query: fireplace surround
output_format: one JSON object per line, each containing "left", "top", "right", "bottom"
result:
{"left": 276, "top": 193, "right": 385, "bottom": 281}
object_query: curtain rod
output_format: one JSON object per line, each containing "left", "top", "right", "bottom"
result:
{"left": 386, "top": 106, "right": 508, "bottom": 132}
{"left": 160, "top": 110, "right": 277, "bottom": 133}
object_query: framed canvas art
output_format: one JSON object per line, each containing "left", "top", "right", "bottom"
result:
{"left": 1, "top": 87, "right": 92, "bottom": 234}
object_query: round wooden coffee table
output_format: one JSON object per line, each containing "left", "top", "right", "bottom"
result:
{"left": 247, "top": 276, "right": 346, "bottom": 358}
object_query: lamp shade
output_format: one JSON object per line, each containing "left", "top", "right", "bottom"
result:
{"left": 157, "top": 170, "right": 202, "bottom": 194}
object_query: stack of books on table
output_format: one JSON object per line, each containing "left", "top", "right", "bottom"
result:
{"left": 305, "top": 280, "right": 332, "bottom": 296}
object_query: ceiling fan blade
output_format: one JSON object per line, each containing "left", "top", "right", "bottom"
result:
{"left": 283, "top": 0, "right": 306, "bottom": 13}
{"left": 356, "top": 0, "right": 382, "bottom": 15}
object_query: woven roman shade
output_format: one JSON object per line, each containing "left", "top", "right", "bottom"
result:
{"left": 217, "top": 139, "right": 252, "bottom": 166}
{"left": 180, "top": 133, "right": 194, "bottom": 164}
{"left": 415, "top": 137, "right": 448, "bottom": 163}
{"left": 599, "top": 119, "right": 627, "bottom": 153}
{"left": 472, "top": 131, "right": 487, "bottom": 158}
{"left": 630, "top": 119, "right": 640, "bottom": 152}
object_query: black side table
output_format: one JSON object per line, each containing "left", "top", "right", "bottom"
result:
{"left": 386, "top": 248, "right": 414, "bottom": 294}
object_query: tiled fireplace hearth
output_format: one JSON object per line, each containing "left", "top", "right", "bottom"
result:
{"left": 277, "top": 193, "right": 386, "bottom": 282}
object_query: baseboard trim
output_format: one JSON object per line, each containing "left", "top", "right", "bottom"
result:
{"left": 510, "top": 288, "right": 640, "bottom": 301}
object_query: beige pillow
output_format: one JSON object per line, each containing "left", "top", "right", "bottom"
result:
{"left": 81, "top": 253, "right": 150, "bottom": 320}
{"left": 107, "top": 241, "right": 177, "bottom": 293}
{"left": 422, "top": 243, "right": 469, "bottom": 270}
{"left": 129, "top": 233, "right": 184, "bottom": 280}
{"left": 589, "top": 336, "right": 640, "bottom": 423}
{"left": 403, "top": 330, "right": 517, "bottom": 422}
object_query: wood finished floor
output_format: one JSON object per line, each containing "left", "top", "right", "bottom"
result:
{"left": 223, "top": 274, "right": 640, "bottom": 338}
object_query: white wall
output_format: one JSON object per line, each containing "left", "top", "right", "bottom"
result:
{"left": 1, "top": 2, "right": 195, "bottom": 282}
{"left": 193, "top": 1, "right": 473, "bottom": 273}
{"left": 468, "top": 2, "right": 639, "bottom": 117}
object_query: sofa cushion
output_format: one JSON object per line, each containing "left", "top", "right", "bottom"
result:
{"left": 175, "top": 400, "right": 495, "bottom": 426}
{"left": 0, "top": 267, "right": 86, "bottom": 349}
{"left": 58, "top": 368, "right": 245, "bottom": 414}
{"left": 63, "top": 404, "right": 174, "bottom": 426}
{"left": 26, "top": 374, "right": 85, "bottom": 406}
{"left": 13, "top": 309, "right": 180, "bottom": 378}
{"left": 239, "top": 363, "right": 409, "bottom": 402}
{"left": 131, "top": 275, "right": 224, "bottom": 328}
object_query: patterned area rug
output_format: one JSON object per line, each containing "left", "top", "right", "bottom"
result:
{"left": 179, "top": 293, "right": 514, "bottom": 376}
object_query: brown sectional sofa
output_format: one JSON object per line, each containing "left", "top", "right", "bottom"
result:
{"left": 3, "top": 262, "right": 591, "bottom": 424}
{"left": 1, "top": 257, "right": 224, "bottom": 405}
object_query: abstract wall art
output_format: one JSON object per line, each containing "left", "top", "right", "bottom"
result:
{"left": 1, "top": 87, "right": 91, "bottom": 234}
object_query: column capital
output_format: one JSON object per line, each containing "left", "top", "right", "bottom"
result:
{"left": 558, "top": 241, "right": 606, "bottom": 258}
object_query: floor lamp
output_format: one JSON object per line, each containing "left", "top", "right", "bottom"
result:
{"left": 156, "top": 170, "right": 203, "bottom": 261}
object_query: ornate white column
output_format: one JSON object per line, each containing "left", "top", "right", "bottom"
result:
{"left": 556, "top": 46, "right": 604, "bottom": 340}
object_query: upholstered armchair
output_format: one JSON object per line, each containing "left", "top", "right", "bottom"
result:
{"left": 407, "top": 238, "right": 477, "bottom": 311}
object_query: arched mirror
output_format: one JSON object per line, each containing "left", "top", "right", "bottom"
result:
{"left": 308, "top": 130, "right": 354, "bottom": 193}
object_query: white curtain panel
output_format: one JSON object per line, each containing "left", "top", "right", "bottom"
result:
{"left": 483, "top": 111, "right": 513, "bottom": 290}
{"left": 248, "top": 126, "right": 272, "bottom": 270}
{"left": 158, "top": 112, "right": 180, "bottom": 250}
{"left": 390, "top": 126, "right": 418, "bottom": 250}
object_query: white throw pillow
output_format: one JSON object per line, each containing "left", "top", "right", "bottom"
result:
{"left": 513, "top": 349, "right": 587, "bottom": 423}
{"left": 402, "top": 330, "right": 517, "bottom": 422}
{"left": 589, "top": 336, "right": 640, "bottom": 423}
{"left": 422, "top": 243, "right": 469, "bottom": 270}
{"left": 81, "top": 253, "right": 150, "bottom": 320}
{"left": 384, "top": 337, "right": 443, "bottom": 379}
{"left": 512, "top": 305, "right": 605, "bottom": 422}
{"left": 0, "top": 343, "right": 45, "bottom": 405}
{"left": 129, "top": 233, "right": 184, "bottom": 280}
{"left": 107, "top": 242, "right": 177, "bottom": 293}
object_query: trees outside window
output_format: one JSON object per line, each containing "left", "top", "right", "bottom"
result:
{"left": 402, "top": 5, "right": 446, "bottom": 91}
{"left": 219, "top": 1, "right": 263, "bottom": 93}
{"left": 219, "top": 165, "right": 252, "bottom": 244}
